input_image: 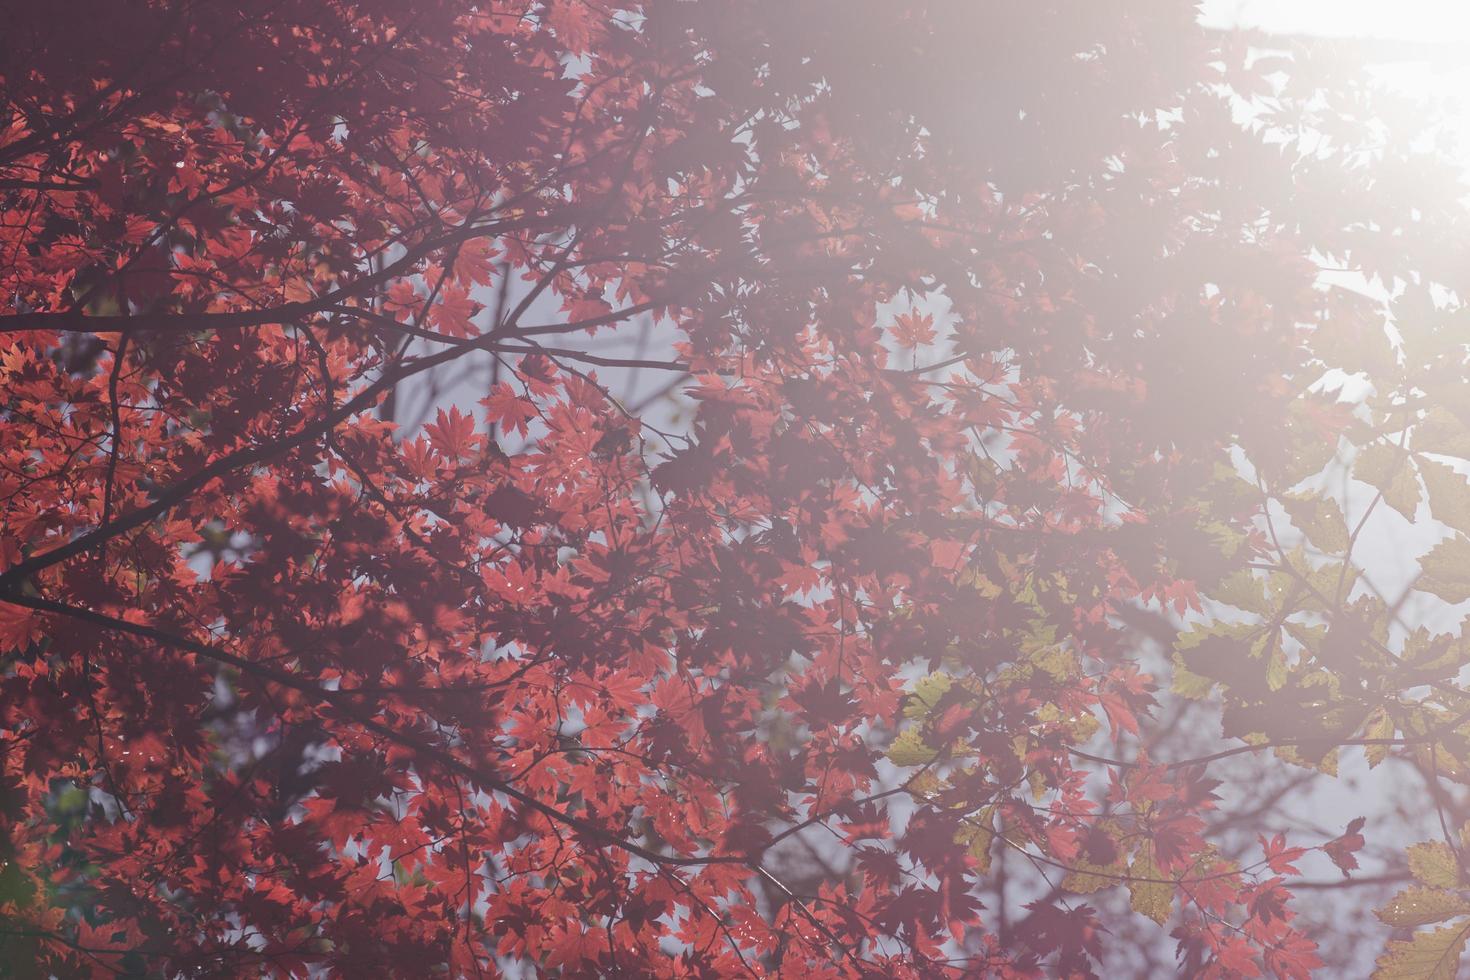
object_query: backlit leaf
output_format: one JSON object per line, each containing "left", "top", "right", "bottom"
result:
{"left": 1281, "top": 492, "right": 1350, "bottom": 554}
{"left": 1419, "top": 457, "right": 1470, "bottom": 536}
{"left": 1417, "top": 536, "right": 1470, "bottom": 605}
{"left": 1356, "top": 442, "right": 1421, "bottom": 523}
{"left": 1372, "top": 920, "right": 1470, "bottom": 980}
{"left": 1363, "top": 707, "right": 1396, "bottom": 769}
{"left": 1128, "top": 844, "right": 1172, "bottom": 926}
{"left": 1409, "top": 841, "right": 1462, "bottom": 890}
{"left": 1377, "top": 888, "right": 1470, "bottom": 929}
{"left": 1417, "top": 408, "right": 1470, "bottom": 459}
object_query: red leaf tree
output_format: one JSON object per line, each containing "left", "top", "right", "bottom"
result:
{"left": 3, "top": 2, "right": 1468, "bottom": 976}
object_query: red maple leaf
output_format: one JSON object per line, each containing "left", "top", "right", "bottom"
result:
{"left": 424, "top": 405, "right": 477, "bottom": 460}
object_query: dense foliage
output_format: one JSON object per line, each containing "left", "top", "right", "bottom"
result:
{"left": 5, "top": 1, "right": 1470, "bottom": 976}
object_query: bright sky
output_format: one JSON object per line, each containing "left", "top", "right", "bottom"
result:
{"left": 1201, "top": 0, "right": 1470, "bottom": 42}
{"left": 1200, "top": 0, "right": 1470, "bottom": 159}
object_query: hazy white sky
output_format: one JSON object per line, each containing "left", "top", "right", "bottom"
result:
{"left": 1202, "top": 0, "right": 1470, "bottom": 42}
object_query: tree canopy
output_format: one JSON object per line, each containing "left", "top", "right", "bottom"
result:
{"left": 4, "top": 1, "right": 1470, "bottom": 976}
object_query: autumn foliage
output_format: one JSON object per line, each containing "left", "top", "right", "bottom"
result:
{"left": 5, "top": 1, "right": 1470, "bottom": 976}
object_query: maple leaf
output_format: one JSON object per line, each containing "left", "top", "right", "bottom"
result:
{"left": 383, "top": 281, "right": 422, "bottom": 319}
{"left": 430, "top": 284, "right": 482, "bottom": 338}
{"left": 542, "top": 0, "right": 600, "bottom": 55}
{"left": 1016, "top": 901, "right": 1105, "bottom": 978}
{"left": 1323, "top": 817, "right": 1367, "bottom": 878}
{"left": 0, "top": 602, "right": 41, "bottom": 653}
{"left": 790, "top": 675, "right": 857, "bottom": 730}
{"left": 451, "top": 238, "right": 498, "bottom": 288}
{"left": 1260, "top": 832, "right": 1307, "bottom": 876}
{"left": 424, "top": 405, "right": 477, "bottom": 460}
{"left": 1097, "top": 664, "right": 1157, "bottom": 737}
{"left": 1265, "top": 931, "right": 1324, "bottom": 980}
{"left": 5, "top": 2, "right": 1467, "bottom": 976}
{"left": 892, "top": 311, "right": 937, "bottom": 350}
{"left": 481, "top": 382, "right": 538, "bottom": 438}
{"left": 401, "top": 436, "right": 439, "bottom": 480}
{"left": 1243, "top": 877, "right": 1290, "bottom": 925}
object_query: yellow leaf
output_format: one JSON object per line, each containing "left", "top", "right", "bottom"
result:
{"left": 1402, "top": 628, "right": 1463, "bottom": 673}
{"left": 1266, "top": 643, "right": 1289, "bottom": 692}
{"left": 1062, "top": 857, "right": 1123, "bottom": 895}
{"left": 1284, "top": 620, "right": 1328, "bottom": 655}
{"left": 1260, "top": 401, "right": 1340, "bottom": 486}
{"left": 957, "top": 809, "right": 996, "bottom": 874}
{"left": 1377, "top": 887, "right": 1470, "bottom": 928}
{"left": 1128, "top": 844, "right": 1172, "bottom": 926}
{"left": 1417, "top": 407, "right": 1470, "bottom": 460}
{"left": 1036, "top": 702, "right": 1099, "bottom": 743}
{"left": 1274, "top": 743, "right": 1338, "bottom": 776}
{"left": 1420, "top": 456, "right": 1470, "bottom": 537}
{"left": 1028, "top": 644, "right": 1080, "bottom": 681}
{"left": 886, "top": 729, "right": 937, "bottom": 767}
{"left": 1357, "top": 442, "right": 1421, "bottom": 522}
{"left": 960, "top": 568, "right": 1003, "bottom": 599}
{"left": 1363, "top": 707, "right": 1395, "bottom": 769}
{"left": 1418, "top": 536, "right": 1470, "bottom": 605}
{"left": 1372, "top": 919, "right": 1470, "bottom": 980}
{"left": 1314, "top": 304, "right": 1395, "bottom": 376}
{"left": 1214, "top": 568, "right": 1271, "bottom": 615}
{"left": 904, "top": 674, "right": 953, "bottom": 720}
{"left": 1281, "top": 492, "right": 1350, "bottom": 554}
{"left": 1409, "top": 841, "right": 1462, "bottom": 890}
{"left": 908, "top": 770, "right": 942, "bottom": 796}
{"left": 1170, "top": 658, "right": 1216, "bottom": 700}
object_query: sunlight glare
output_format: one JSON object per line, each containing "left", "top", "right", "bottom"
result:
{"left": 1201, "top": 0, "right": 1470, "bottom": 44}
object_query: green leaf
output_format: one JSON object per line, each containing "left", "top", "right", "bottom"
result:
{"left": 1377, "top": 887, "right": 1470, "bottom": 928}
{"left": 1373, "top": 919, "right": 1470, "bottom": 980}
{"left": 1357, "top": 442, "right": 1421, "bottom": 522}
{"left": 1409, "top": 841, "right": 1462, "bottom": 889}
{"left": 1281, "top": 492, "right": 1350, "bottom": 554}
{"left": 1420, "top": 457, "right": 1470, "bottom": 536}
{"left": 0, "top": 858, "right": 35, "bottom": 914}
{"left": 1417, "top": 536, "right": 1470, "bottom": 605}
